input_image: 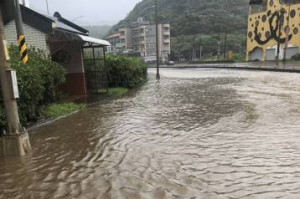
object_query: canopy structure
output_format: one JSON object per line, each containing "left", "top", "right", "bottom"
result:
{"left": 78, "top": 35, "right": 111, "bottom": 47}
{"left": 81, "top": 36, "right": 110, "bottom": 93}
{"left": 48, "top": 11, "right": 112, "bottom": 95}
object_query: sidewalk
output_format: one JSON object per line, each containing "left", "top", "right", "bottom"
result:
{"left": 150, "top": 61, "right": 300, "bottom": 73}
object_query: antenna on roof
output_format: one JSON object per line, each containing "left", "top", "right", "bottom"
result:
{"left": 45, "top": 0, "right": 49, "bottom": 15}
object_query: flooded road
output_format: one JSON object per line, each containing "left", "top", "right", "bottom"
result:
{"left": 2, "top": 68, "right": 300, "bottom": 198}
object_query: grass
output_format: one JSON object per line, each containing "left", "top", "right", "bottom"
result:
{"left": 108, "top": 87, "right": 129, "bottom": 96}
{"left": 93, "top": 87, "right": 129, "bottom": 96}
{"left": 42, "top": 103, "right": 85, "bottom": 118}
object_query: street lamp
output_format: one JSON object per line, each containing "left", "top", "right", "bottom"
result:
{"left": 45, "top": 0, "right": 50, "bottom": 15}
{"left": 139, "top": 5, "right": 155, "bottom": 16}
{"left": 155, "top": 0, "right": 160, "bottom": 80}
{"left": 72, "top": 16, "right": 84, "bottom": 22}
{"left": 138, "top": 3, "right": 159, "bottom": 80}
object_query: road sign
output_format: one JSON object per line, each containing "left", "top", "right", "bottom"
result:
{"left": 0, "top": 0, "right": 15, "bottom": 25}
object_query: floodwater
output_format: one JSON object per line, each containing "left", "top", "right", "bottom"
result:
{"left": 1, "top": 68, "right": 300, "bottom": 199}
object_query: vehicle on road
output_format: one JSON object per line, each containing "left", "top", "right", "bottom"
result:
{"left": 167, "top": 61, "right": 175, "bottom": 66}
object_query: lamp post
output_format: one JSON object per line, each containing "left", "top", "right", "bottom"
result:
{"left": 155, "top": 0, "right": 160, "bottom": 80}
{"left": 72, "top": 16, "right": 84, "bottom": 22}
{"left": 45, "top": 0, "right": 50, "bottom": 15}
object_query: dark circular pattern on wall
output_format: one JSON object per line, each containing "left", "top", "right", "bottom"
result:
{"left": 284, "top": 26, "right": 290, "bottom": 34}
{"left": 290, "top": 10, "right": 296, "bottom": 18}
{"left": 265, "top": 31, "right": 271, "bottom": 38}
{"left": 293, "top": 28, "right": 298, "bottom": 35}
{"left": 248, "top": 31, "right": 253, "bottom": 38}
{"left": 269, "top": 0, "right": 274, "bottom": 7}
{"left": 262, "top": 15, "right": 267, "bottom": 22}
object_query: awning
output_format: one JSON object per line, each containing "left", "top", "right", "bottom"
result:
{"left": 78, "top": 34, "right": 111, "bottom": 47}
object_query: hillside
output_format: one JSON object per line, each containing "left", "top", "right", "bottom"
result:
{"left": 111, "top": 0, "right": 250, "bottom": 60}
{"left": 112, "top": 0, "right": 249, "bottom": 36}
{"left": 84, "top": 25, "right": 112, "bottom": 39}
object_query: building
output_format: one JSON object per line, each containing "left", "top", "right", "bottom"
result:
{"left": 4, "top": 1, "right": 110, "bottom": 96}
{"left": 247, "top": 0, "right": 300, "bottom": 61}
{"left": 107, "top": 18, "right": 171, "bottom": 63}
{"left": 106, "top": 27, "right": 133, "bottom": 55}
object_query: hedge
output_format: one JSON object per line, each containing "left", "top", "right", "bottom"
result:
{"left": 106, "top": 56, "right": 148, "bottom": 88}
{"left": 0, "top": 46, "right": 66, "bottom": 130}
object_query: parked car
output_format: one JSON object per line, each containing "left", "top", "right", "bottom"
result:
{"left": 167, "top": 61, "right": 175, "bottom": 65}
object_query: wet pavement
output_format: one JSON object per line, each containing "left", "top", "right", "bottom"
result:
{"left": 1, "top": 68, "right": 300, "bottom": 198}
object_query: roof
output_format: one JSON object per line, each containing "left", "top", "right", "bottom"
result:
{"left": 53, "top": 12, "right": 89, "bottom": 36}
{"left": 79, "top": 35, "right": 111, "bottom": 46}
{"left": 107, "top": 33, "right": 121, "bottom": 39}
{"left": 54, "top": 19, "right": 88, "bottom": 35}
{"left": 20, "top": 5, "right": 54, "bottom": 33}
{"left": 8, "top": 4, "right": 110, "bottom": 47}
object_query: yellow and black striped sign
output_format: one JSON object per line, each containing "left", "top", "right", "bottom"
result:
{"left": 17, "top": 35, "right": 28, "bottom": 64}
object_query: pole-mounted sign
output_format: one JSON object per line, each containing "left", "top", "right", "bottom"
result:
{"left": 1, "top": 0, "right": 28, "bottom": 64}
{"left": 13, "top": 0, "right": 28, "bottom": 64}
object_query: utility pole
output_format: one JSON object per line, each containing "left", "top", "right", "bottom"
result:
{"left": 283, "top": 2, "right": 291, "bottom": 62}
{"left": 14, "top": 0, "right": 28, "bottom": 64}
{"left": 199, "top": 37, "right": 202, "bottom": 61}
{"left": 276, "top": 9, "right": 285, "bottom": 63}
{"left": 155, "top": 0, "right": 160, "bottom": 80}
{"left": 0, "top": 1, "right": 31, "bottom": 156}
{"left": 224, "top": 32, "right": 227, "bottom": 59}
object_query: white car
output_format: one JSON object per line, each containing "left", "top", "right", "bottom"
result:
{"left": 167, "top": 61, "right": 175, "bottom": 65}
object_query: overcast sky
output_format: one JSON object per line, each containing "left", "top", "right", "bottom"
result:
{"left": 29, "top": 0, "right": 142, "bottom": 26}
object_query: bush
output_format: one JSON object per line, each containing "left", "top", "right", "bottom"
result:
{"left": 106, "top": 56, "right": 147, "bottom": 88}
{"left": 232, "top": 53, "right": 246, "bottom": 63}
{"left": 0, "top": 46, "right": 66, "bottom": 130}
{"left": 291, "top": 54, "right": 300, "bottom": 61}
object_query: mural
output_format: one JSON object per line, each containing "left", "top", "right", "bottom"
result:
{"left": 254, "top": 10, "right": 293, "bottom": 45}
{"left": 247, "top": 0, "right": 300, "bottom": 61}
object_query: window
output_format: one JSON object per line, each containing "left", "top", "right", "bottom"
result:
{"left": 250, "top": 0, "right": 268, "bottom": 14}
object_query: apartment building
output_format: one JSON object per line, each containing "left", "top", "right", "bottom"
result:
{"left": 106, "top": 27, "right": 133, "bottom": 55}
{"left": 247, "top": 0, "right": 300, "bottom": 61}
{"left": 107, "top": 18, "right": 171, "bottom": 63}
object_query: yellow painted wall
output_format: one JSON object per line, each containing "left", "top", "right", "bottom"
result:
{"left": 247, "top": 0, "right": 300, "bottom": 61}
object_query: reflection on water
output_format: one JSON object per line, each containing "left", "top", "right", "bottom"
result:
{"left": 2, "top": 68, "right": 300, "bottom": 198}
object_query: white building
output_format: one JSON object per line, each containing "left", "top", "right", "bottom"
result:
{"left": 107, "top": 18, "right": 171, "bottom": 63}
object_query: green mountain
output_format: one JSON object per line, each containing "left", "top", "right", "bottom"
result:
{"left": 84, "top": 25, "right": 112, "bottom": 39}
{"left": 111, "top": 0, "right": 250, "bottom": 60}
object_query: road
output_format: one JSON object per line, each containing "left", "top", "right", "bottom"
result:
{"left": 1, "top": 68, "right": 300, "bottom": 198}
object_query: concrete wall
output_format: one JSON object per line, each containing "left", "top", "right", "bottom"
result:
{"left": 4, "top": 20, "right": 50, "bottom": 54}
